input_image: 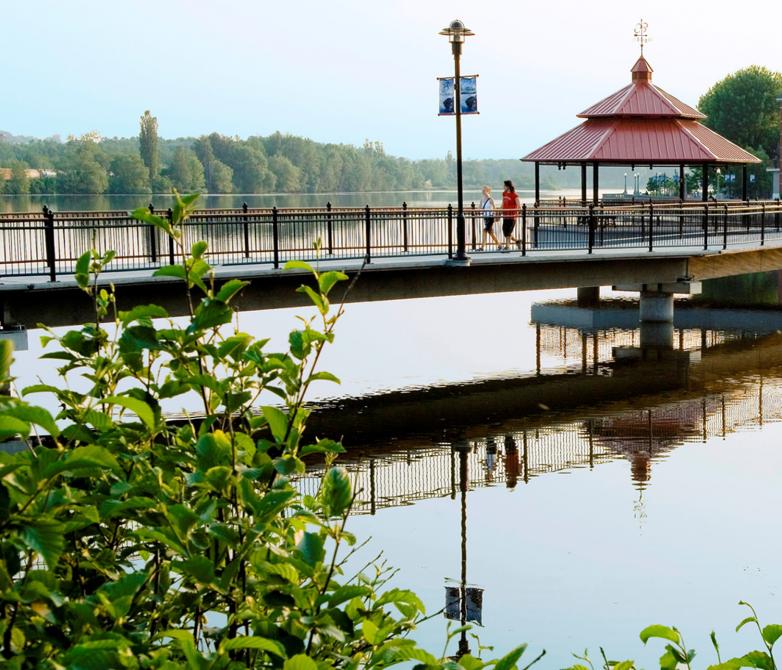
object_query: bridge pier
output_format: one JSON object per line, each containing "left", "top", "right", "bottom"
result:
{"left": 615, "top": 282, "right": 702, "bottom": 350}
{"left": 577, "top": 286, "right": 600, "bottom": 307}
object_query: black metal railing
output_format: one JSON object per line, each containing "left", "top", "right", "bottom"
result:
{"left": 1, "top": 200, "right": 781, "bottom": 280}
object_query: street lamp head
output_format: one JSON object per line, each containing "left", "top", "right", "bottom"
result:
{"left": 439, "top": 19, "right": 474, "bottom": 43}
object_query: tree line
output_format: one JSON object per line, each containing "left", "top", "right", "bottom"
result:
{"left": 0, "top": 112, "right": 547, "bottom": 196}
{"left": 2, "top": 64, "right": 779, "bottom": 198}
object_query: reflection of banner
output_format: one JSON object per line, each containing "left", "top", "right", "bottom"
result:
{"left": 444, "top": 586, "right": 484, "bottom": 624}
{"left": 438, "top": 75, "right": 479, "bottom": 116}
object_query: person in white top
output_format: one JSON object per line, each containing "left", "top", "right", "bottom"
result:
{"left": 478, "top": 185, "right": 501, "bottom": 250}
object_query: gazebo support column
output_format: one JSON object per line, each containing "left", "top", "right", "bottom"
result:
{"left": 742, "top": 165, "right": 748, "bottom": 200}
{"left": 701, "top": 163, "right": 709, "bottom": 202}
{"left": 581, "top": 163, "right": 587, "bottom": 206}
{"left": 679, "top": 164, "right": 685, "bottom": 201}
{"left": 592, "top": 163, "right": 599, "bottom": 205}
{"left": 534, "top": 162, "right": 540, "bottom": 205}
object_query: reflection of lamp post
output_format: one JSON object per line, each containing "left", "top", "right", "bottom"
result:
{"left": 715, "top": 168, "right": 721, "bottom": 198}
{"left": 439, "top": 19, "right": 474, "bottom": 263}
{"left": 444, "top": 440, "right": 483, "bottom": 659}
{"left": 623, "top": 172, "right": 628, "bottom": 195}
{"left": 634, "top": 173, "right": 640, "bottom": 195}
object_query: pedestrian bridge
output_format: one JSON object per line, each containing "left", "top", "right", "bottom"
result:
{"left": 2, "top": 201, "right": 782, "bottom": 327}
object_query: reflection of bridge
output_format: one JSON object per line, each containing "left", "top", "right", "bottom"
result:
{"left": 299, "top": 371, "right": 782, "bottom": 514}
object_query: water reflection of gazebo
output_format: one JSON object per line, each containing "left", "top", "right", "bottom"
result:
{"left": 522, "top": 55, "right": 761, "bottom": 205}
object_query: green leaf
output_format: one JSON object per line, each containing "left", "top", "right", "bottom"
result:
{"left": 133, "top": 207, "right": 173, "bottom": 235}
{"left": 20, "top": 518, "right": 65, "bottom": 568}
{"left": 284, "top": 260, "right": 314, "bottom": 273}
{"left": 296, "top": 531, "right": 325, "bottom": 566}
{"left": 4, "top": 406, "right": 59, "bottom": 437}
{"left": 191, "top": 240, "right": 208, "bottom": 258}
{"left": 196, "top": 432, "right": 232, "bottom": 470}
{"left": 75, "top": 251, "right": 91, "bottom": 289}
{"left": 640, "top": 625, "right": 681, "bottom": 645}
{"left": 119, "top": 304, "right": 168, "bottom": 324}
{"left": 309, "top": 371, "right": 341, "bottom": 384}
{"left": 0, "top": 414, "right": 30, "bottom": 439}
{"left": 62, "top": 445, "right": 120, "bottom": 473}
{"left": 495, "top": 644, "right": 528, "bottom": 670}
{"left": 321, "top": 466, "right": 352, "bottom": 517}
{"left": 300, "top": 439, "right": 345, "bottom": 457}
{"left": 262, "top": 406, "right": 288, "bottom": 442}
{"left": 318, "top": 270, "right": 348, "bottom": 296}
{"left": 190, "top": 298, "right": 232, "bottom": 331}
{"left": 328, "top": 585, "right": 371, "bottom": 607}
{"left": 762, "top": 624, "right": 782, "bottom": 647}
{"left": 153, "top": 265, "right": 187, "bottom": 280}
{"left": 222, "top": 636, "right": 286, "bottom": 657}
{"left": 104, "top": 395, "right": 155, "bottom": 429}
{"left": 742, "top": 651, "right": 774, "bottom": 670}
{"left": 296, "top": 285, "right": 325, "bottom": 312}
{"left": 216, "top": 279, "right": 249, "bottom": 303}
{"left": 362, "top": 619, "right": 378, "bottom": 645}
{"left": 613, "top": 661, "right": 635, "bottom": 670}
{"left": 737, "top": 616, "right": 757, "bottom": 632}
{"left": 283, "top": 654, "right": 318, "bottom": 670}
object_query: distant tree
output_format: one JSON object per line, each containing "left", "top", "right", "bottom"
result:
{"left": 5, "top": 161, "right": 30, "bottom": 194}
{"left": 166, "top": 147, "right": 205, "bottom": 192}
{"left": 206, "top": 159, "right": 233, "bottom": 193}
{"left": 139, "top": 110, "right": 160, "bottom": 181}
{"left": 699, "top": 66, "right": 782, "bottom": 161}
{"left": 268, "top": 154, "right": 302, "bottom": 192}
{"left": 108, "top": 154, "right": 151, "bottom": 194}
{"left": 56, "top": 139, "right": 109, "bottom": 194}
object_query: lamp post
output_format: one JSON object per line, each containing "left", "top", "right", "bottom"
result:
{"left": 623, "top": 172, "right": 628, "bottom": 195}
{"left": 440, "top": 19, "right": 474, "bottom": 263}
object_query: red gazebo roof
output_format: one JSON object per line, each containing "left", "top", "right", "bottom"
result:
{"left": 523, "top": 57, "right": 760, "bottom": 165}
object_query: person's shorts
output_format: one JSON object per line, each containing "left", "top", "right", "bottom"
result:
{"left": 483, "top": 216, "right": 494, "bottom": 232}
{"left": 502, "top": 217, "right": 516, "bottom": 237}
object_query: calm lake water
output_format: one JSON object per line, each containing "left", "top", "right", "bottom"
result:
{"left": 8, "top": 286, "right": 782, "bottom": 667}
{"left": 0, "top": 188, "right": 579, "bottom": 214}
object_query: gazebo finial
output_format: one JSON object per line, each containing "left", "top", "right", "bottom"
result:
{"left": 634, "top": 19, "right": 649, "bottom": 56}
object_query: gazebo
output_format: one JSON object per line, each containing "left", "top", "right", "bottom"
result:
{"left": 522, "top": 55, "right": 761, "bottom": 205}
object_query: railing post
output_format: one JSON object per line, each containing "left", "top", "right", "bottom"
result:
{"left": 402, "top": 201, "right": 409, "bottom": 252}
{"left": 43, "top": 205, "right": 56, "bottom": 282}
{"left": 272, "top": 206, "right": 280, "bottom": 269}
{"left": 364, "top": 204, "right": 371, "bottom": 263}
{"left": 703, "top": 203, "right": 709, "bottom": 250}
{"left": 242, "top": 202, "right": 250, "bottom": 258}
{"left": 533, "top": 204, "right": 539, "bottom": 249}
{"left": 775, "top": 198, "right": 781, "bottom": 232}
{"left": 648, "top": 202, "right": 654, "bottom": 252}
{"left": 326, "top": 202, "right": 333, "bottom": 255}
{"left": 167, "top": 208, "right": 175, "bottom": 265}
{"left": 470, "top": 201, "right": 477, "bottom": 250}
{"left": 447, "top": 204, "right": 454, "bottom": 259}
{"left": 521, "top": 203, "right": 527, "bottom": 256}
{"left": 723, "top": 204, "right": 728, "bottom": 250}
{"left": 761, "top": 202, "right": 766, "bottom": 246}
{"left": 148, "top": 203, "right": 158, "bottom": 263}
{"left": 588, "top": 203, "right": 595, "bottom": 254}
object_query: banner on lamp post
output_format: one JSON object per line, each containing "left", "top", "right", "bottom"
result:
{"left": 438, "top": 75, "right": 479, "bottom": 116}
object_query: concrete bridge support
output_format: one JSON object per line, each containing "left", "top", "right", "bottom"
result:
{"left": 577, "top": 286, "right": 601, "bottom": 307}
{"left": 615, "top": 282, "right": 702, "bottom": 350}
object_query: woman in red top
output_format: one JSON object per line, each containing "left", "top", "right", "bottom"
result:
{"left": 501, "top": 179, "right": 522, "bottom": 251}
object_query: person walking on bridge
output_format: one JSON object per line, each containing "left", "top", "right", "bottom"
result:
{"left": 478, "top": 185, "right": 501, "bottom": 250}
{"left": 501, "top": 180, "right": 522, "bottom": 251}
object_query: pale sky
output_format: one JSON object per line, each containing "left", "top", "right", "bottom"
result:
{"left": 4, "top": 0, "right": 781, "bottom": 159}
